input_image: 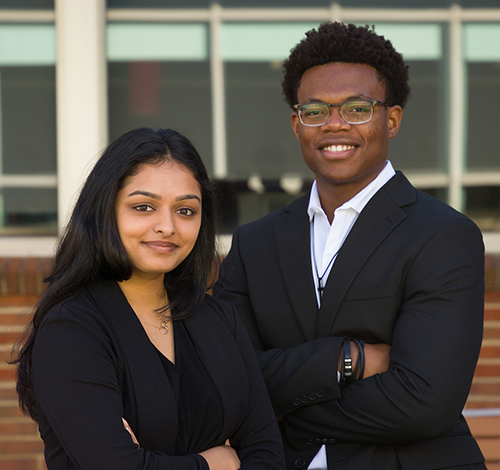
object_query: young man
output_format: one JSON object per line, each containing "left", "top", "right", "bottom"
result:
{"left": 214, "top": 22, "right": 486, "bottom": 469}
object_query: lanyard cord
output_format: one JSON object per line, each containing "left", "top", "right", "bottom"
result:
{"left": 311, "top": 214, "right": 340, "bottom": 299}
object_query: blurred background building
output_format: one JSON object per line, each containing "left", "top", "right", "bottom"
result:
{"left": 1, "top": 3, "right": 500, "bottom": 469}
{"left": 1, "top": 0, "right": 500, "bottom": 257}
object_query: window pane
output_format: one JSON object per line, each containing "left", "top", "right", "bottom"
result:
{"left": 1, "top": 67, "right": 56, "bottom": 175}
{"left": 465, "top": 24, "right": 500, "bottom": 171}
{"left": 0, "top": 24, "right": 57, "bottom": 236}
{"left": 225, "top": 62, "right": 303, "bottom": 179}
{"left": 0, "top": 187, "right": 57, "bottom": 236}
{"left": 465, "top": 186, "right": 500, "bottom": 232}
{"left": 388, "top": 60, "right": 445, "bottom": 172}
{"left": 223, "top": 23, "right": 318, "bottom": 180}
{"left": 0, "top": 0, "right": 54, "bottom": 8}
{"left": 368, "top": 23, "right": 446, "bottom": 172}
{"left": 107, "top": 24, "right": 212, "bottom": 172}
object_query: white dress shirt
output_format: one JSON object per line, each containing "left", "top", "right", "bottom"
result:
{"left": 305, "top": 161, "right": 396, "bottom": 470}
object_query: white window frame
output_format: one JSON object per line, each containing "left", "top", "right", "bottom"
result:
{"left": 1, "top": 2, "right": 500, "bottom": 256}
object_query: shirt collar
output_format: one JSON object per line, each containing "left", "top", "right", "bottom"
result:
{"left": 307, "top": 161, "right": 396, "bottom": 222}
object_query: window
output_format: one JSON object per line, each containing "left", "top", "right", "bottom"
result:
{"left": 0, "top": 24, "right": 57, "bottom": 236}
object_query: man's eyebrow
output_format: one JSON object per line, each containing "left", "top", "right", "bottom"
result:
{"left": 306, "top": 94, "right": 372, "bottom": 103}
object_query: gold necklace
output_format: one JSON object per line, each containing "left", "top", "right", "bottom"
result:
{"left": 142, "top": 318, "right": 170, "bottom": 335}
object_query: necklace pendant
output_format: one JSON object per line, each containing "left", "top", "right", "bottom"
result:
{"left": 159, "top": 321, "right": 169, "bottom": 335}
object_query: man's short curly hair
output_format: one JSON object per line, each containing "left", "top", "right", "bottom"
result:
{"left": 282, "top": 22, "right": 410, "bottom": 109}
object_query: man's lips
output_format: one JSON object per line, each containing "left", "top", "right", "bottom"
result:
{"left": 321, "top": 144, "right": 356, "bottom": 152}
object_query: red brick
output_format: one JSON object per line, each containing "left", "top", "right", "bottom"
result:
{"left": 0, "top": 296, "right": 38, "bottom": 307}
{"left": 484, "top": 309, "right": 500, "bottom": 321}
{"left": 0, "top": 421, "right": 38, "bottom": 436}
{"left": 483, "top": 327, "right": 500, "bottom": 340}
{"left": 0, "top": 387, "right": 18, "bottom": 400}
{"left": 0, "top": 459, "right": 39, "bottom": 470}
{"left": 0, "top": 313, "right": 31, "bottom": 326}
{"left": 0, "top": 332, "right": 24, "bottom": 345}
{"left": 470, "top": 382, "right": 500, "bottom": 395}
{"left": 5, "top": 259, "right": 22, "bottom": 296}
{"left": 479, "top": 346, "right": 500, "bottom": 358}
{"left": 474, "top": 364, "right": 500, "bottom": 377}
{"left": 23, "top": 258, "right": 41, "bottom": 296}
{"left": 0, "top": 440, "right": 44, "bottom": 453}
{"left": 0, "top": 369, "right": 16, "bottom": 382}
{"left": 0, "top": 404, "right": 24, "bottom": 418}
{"left": 485, "top": 291, "right": 500, "bottom": 302}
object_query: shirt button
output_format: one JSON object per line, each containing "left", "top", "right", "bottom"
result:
{"left": 295, "top": 458, "right": 306, "bottom": 468}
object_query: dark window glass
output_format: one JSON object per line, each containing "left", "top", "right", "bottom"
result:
{"left": 0, "top": 187, "right": 57, "bottom": 236}
{"left": 465, "top": 186, "right": 500, "bottom": 232}
{"left": 467, "top": 62, "right": 500, "bottom": 170}
{"left": 0, "top": 0, "right": 54, "bottom": 8}
{"left": 225, "top": 62, "right": 303, "bottom": 179}
{"left": 388, "top": 60, "right": 447, "bottom": 172}
{"left": 1, "top": 67, "right": 57, "bottom": 175}
{"left": 108, "top": 61, "right": 213, "bottom": 173}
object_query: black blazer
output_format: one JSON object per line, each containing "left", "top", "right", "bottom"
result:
{"left": 32, "top": 279, "right": 285, "bottom": 470}
{"left": 214, "top": 172, "right": 486, "bottom": 470}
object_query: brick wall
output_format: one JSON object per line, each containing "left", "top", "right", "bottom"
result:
{"left": 1, "top": 256, "right": 500, "bottom": 469}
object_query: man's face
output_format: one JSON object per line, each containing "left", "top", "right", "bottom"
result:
{"left": 291, "top": 62, "right": 402, "bottom": 198}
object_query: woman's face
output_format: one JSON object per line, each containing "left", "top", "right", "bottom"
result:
{"left": 115, "top": 161, "right": 202, "bottom": 281}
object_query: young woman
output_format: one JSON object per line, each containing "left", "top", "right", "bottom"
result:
{"left": 12, "top": 128, "right": 285, "bottom": 470}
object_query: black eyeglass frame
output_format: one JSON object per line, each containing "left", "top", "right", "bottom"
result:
{"left": 293, "top": 99, "right": 390, "bottom": 126}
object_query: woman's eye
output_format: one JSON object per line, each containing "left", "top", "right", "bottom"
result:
{"left": 134, "top": 204, "right": 153, "bottom": 212}
{"left": 177, "top": 208, "right": 195, "bottom": 216}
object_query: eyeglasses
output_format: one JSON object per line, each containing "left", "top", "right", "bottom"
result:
{"left": 293, "top": 99, "right": 389, "bottom": 126}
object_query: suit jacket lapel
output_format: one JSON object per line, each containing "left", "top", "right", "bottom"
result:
{"left": 316, "top": 172, "right": 416, "bottom": 336}
{"left": 87, "top": 280, "right": 177, "bottom": 453}
{"left": 274, "top": 195, "right": 318, "bottom": 341}
{"left": 182, "top": 300, "right": 246, "bottom": 443}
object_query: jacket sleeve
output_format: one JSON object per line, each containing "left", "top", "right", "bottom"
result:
{"left": 283, "top": 218, "right": 485, "bottom": 447}
{"left": 32, "top": 303, "right": 209, "bottom": 470}
{"left": 213, "top": 228, "right": 343, "bottom": 417}
{"left": 213, "top": 300, "right": 286, "bottom": 470}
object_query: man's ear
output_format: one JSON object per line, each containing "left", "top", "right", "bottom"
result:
{"left": 291, "top": 112, "right": 300, "bottom": 141}
{"left": 387, "top": 105, "right": 403, "bottom": 139}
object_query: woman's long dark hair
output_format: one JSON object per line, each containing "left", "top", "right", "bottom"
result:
{"left": 11, "top": 128, "right": 219, "bottom": 420}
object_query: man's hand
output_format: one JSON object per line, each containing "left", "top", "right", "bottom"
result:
{"left": 199, "top": 441, "right": 240, "bottom": 470}
{"left": 361, "top": 343, "right": 391, "bottom": 378}
{"left": 338, "top": 342, "right": 391, "bottom": 380}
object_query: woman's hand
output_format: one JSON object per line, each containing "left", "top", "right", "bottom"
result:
{"left": 122, "top": 418, "right": 140, "bottom": 448}
{"left": 199, "top": 441, "right": 240, "bottom": 470}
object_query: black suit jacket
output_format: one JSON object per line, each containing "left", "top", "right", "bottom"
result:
{"left": 214, "top": 172, "right": 486, "bottom": 469}
{"left": 32, "top": 279, "right": 285, "bottom": 470}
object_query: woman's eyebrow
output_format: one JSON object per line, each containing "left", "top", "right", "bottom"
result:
{"left": 127, "top": 191, "right": 201, "bottom": 203}
{"left": 127, "top": 190, "right": 161, "bottom": 200}
{"left": 176, "top": 194, "right": 201, "bottom": 203}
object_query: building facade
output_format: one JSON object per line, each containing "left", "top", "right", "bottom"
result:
{"left": 1, "top": 0, "right": 500, "bottom": 256}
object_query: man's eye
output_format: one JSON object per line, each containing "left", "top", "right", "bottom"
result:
{"left": 304, "top": 105, "right": 327, "bottom": 117}
{"left": 345, "top": 102, "right": 371, "bottom": 113}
